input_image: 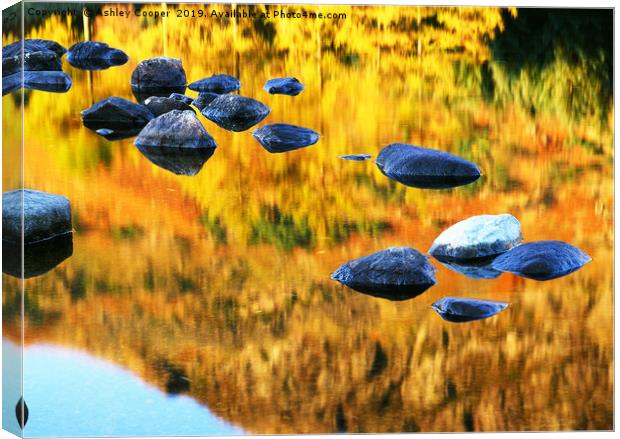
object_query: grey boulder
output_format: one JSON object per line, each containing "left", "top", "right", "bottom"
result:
{"left": 134, "top": 110, "right": 217, "bottom": 149}
{"left": 130, "top": 57, "right": 186, "bottom": 91}
{"left": 432, "top": 297, "right": 509, "bottom": 323}
{"left": 263, "top": 77, "right": 304, "bottom": 96}
{"left": 331, "top": 246, "right": 436, "bottom": 300}
{"left": 202, "top": 94, "right": 270, "bottom": 132}
{"left": 2, "top": 189, "right": 72, "bottom": 245}
{"left": 252, "top": 123, "right": 319, "bottom": 153}
{"left": 490, "top": 240, "right": 591, "bottom": 281}
{"left": 192, "top": 92, "right": 219, "bottom": 111}
{"left": 169, "top": 93, "right": 194, "bottom": 105}
{"left": 188, "top": 74, "right": 240, "bottom": 93}
{"left": 376, "top": 143, "right": 481, "bottom": 189}
{"left": 144, "top": 96, "right": 195, "bottom": 116}
{"left": 429, "top": 214, "right": 522, "bottom": 261}
{"left": 66, "top": 41, "right": 128, "bottom": 70}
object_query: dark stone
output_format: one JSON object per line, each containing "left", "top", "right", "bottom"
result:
{"left": 81, "top": 97, "right": 154, "bottom": 132}
{"left": 131, "top": 85, "right": 187, "bottom": 104}
{"left": 264, "top": 77, "right": 304, "bottom": 96}
{"left": 376, "top": 143, "right": 481, "bottom": 189}
{"left": 3, "top": 39, "right": 66, "bottom": 58}
{"left": 15, "top": 397, "right": 28, "bottom": 430}
{"left": 66, "top": 41, "right": 129, "bottom": 70}
{"left": 134, "top": 110, "right": 217, "bottom": 149}
{"left": 94, "top": 127, "right": 143, "bottom": 141}
{"left": 169, "top": 93, "right": 193, "bottom": 105}
{"left": 252, "top": 123, "right": 319, "bottom": 153}
{"left": 137, "top": 146, "right": 216, "bottom": 176}
{"left": 331, "top": 246, "right": 436, "bottom": 301}
{"left": 202, "top": 94, "right": 270, "bottom": 132}
{"left": 3, "top": 50, "right": 62, "bottom": 77}
{"left": 192, "top": 92, "right": 219, "bottom": 111}
{"left": 339, "top": 154, "right": 372, "bottom": 161}
{"left": 3, "top": 233, "right": 73, "bottom": 279}
{"left": 435, "top": 256, "right": 502, "bottom": 280}
{"left": 490, "top": 240, "right": 592, "bottom": 281}
{"left": 432, "top": 297, "right": 509, "bottom": 323}
{"left": 4, "top": 71, "right": 73, "bottom": 95}
{"left": 2, "top": 189, "right": 72, "bottom": 245}
{"left": 130, "top": 57, "right": 186, "bottom": 94}
{"left": 144, "top": 96, "right": 195, "bottom": 116}
{"left": 188, "top": 74, "right": 240, "bottom": 93}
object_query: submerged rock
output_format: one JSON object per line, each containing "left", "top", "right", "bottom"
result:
{"left": 3, "top": 189, "right": 72, "bottom": 245}
{"left": 134, "top": 110, "right": 217, "bottom": 149}
{"left": 144, "top": 96, "right": 195, "bottom": 116}
{"left": 188, "top": 74, "right": 240, "bottom": 93}
{"left": 432, "top": 297, "right": 509, "bottom": 323}
{"left": 3, "top": 233, "right": 73, "bottom": 279}
{"left": 94, "top": 127, "right": 143, "bottom": 141}
{"left": 3, "top": 39, "right": 66, "bottom": 58}
{"left": 130, "top": 57, "right": 186, "bottom": 98}
{"left": 3, "top": 50, "right": 62, "bottom": 76}
{"left": 202, "top": 94, "right": 270, "bottom": 132}
{"left": 136, "top": 146, "right": 216, "bottom": 176}
{"left": 264, "top": 77, "right": 304, "bottom": 96}
{"left": 339, "top": 154, "right": 372, "bottom": 161}
{"left": 331, "top": 247, "right": 436, "bottom": 301}
{"left": 192, "top": 92, "right": 219, "bottom": 111}
{"left": 376, "top": 143, "right": 481, "bottom": 189}
{"left": 491, "top": 240, "right": 591, "bottom": 281}
{"left": 22, "top": 70, "right": 72, "bottom": 93}
{"left": 169, "top": 93, "right": 193, "bottom": 105}
{"left": 81, "top": 97, "right": 154, "bottom": 132}
{"left": 252, "top": 123, "right": 320, "bottom": 153}
{"left": 429, "top": 214, "right": 522, "bottom": 261}
{"left": 436, "top": 257, "right": 502, "bottom": 280}
{"left": 66, "top": 41, "right": 128, "bottom": 70}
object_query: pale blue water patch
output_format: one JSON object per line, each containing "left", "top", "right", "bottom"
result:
{"left": 20, "top": 343, "right": 244, "bottom": 437}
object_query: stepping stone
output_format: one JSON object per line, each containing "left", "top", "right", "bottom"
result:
{"left": 202, "top": 94, "right": 270, "bottom": 132}
{"left": 3, "top": 39, "right": 66, "bottom": 58}
{"left": 491, "top": 240, "right": 592, "bottom": 281}
{"left": 432, "top": 297, "right": 509, "bottom": 322}
{"left": 81, "top": 96, "right": 154, "bottom": 131}
{"left": 134, "top": 110, "right": 217, "bottom": 149}
{"left": 66, "top": 41, "right": 128, "bottom": 70}
{"left": 331, "top": 246, "right": 436, "bottom": 301}
{"left": 192, "top": 92, "right": 219, "bottom": 111}
{"left": 188, "top": 74, "right": 240, "bottom": 93}
{"left": 3, "top": 50, "right": 62, "bottom": 77}
{"left": 376, "top": 143, "right": 481, "bottom": 189}
{"left": 144, "top": 96, "right": 195, "bottom": 116}
{"left": 252, "top": 123, "right": 319, "bottom": 153}
{"left": 130, "top": 57, "right": 186, "bottom": 102}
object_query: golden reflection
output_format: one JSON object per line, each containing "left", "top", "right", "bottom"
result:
{"left": 2, "top": 3, "right": 613, "bottom": 433}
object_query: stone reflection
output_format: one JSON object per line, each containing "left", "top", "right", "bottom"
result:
{"left": 2, "top": 234, "right": 73, "bottom": 279}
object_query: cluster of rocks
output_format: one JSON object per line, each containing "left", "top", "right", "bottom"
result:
{"left": 331, "top": 213, "right": 590, "bottom": 323}
{"left": 2, "top": 39, "right": 129, "bottom": 96}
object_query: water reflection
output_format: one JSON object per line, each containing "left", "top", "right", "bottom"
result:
{"left": 2, "top": 233, "right": 73, "bottom": 279}
{"left": 136, "top": 145, "right": 216, "bottom": 176}
{"left": 2, "top": 3, "right": 613, "bottom": 435}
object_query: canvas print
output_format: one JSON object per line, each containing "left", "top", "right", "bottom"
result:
{"left": 1, "top": 1, "right": 614, "bottom": 436}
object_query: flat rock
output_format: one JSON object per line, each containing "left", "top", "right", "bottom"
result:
{"left": 130, "top": 56, "right": 186, "bottom": 90}
{"left": 339, "top": 154, "right": 372, "bottom": 161}
{"left": 3, "top": 39, "right": 66, "bottom": 58}
{"left": 81, "top": 97, "right": 154, "bottom": 131}
{"left": 3, "top": 234, "right": 73, "bottom": 279}
{"left": 66, "top": 41, "right": 128, "bottom": 70}
{"left": 376, "top": 143, "right": 481, "bottom": 189}
{"left": 491, "top": 240, "right": 591, "bottom": 281}
{"left": 144, "top": 96, "right": 195, "bottom": 116}
{"left": 134, "top": 110, "right": 217, "bottom": 149}
{"left": 264, "top": 77, "right": 304, "bottom": 96}
{"left": 188, "top": 74, "right": 240, "bottom": 93}
{"left": 331, "top": 246, "right": 436, "bottom": 301}
{"left": 252, "top": 123, "right": 319, "bottom": 153}
{"left": 429, "top": 214, "right": 522, "bottom": 260}
{"left": 192, "top": 92, "right": 219, "bottom": 111}
{"left": 3, "top": 189, "right": 72, "bottom": 245}
{"left": 202, "top": 94, "right": 270, "bottom": 132}
{"left": 169, "top": 93, "right": 193, "bottom": 105}
{"left": 3, "top": 50, "right": 62, "bottom": 76}
{"left": 136, "top": 146, "right": 216, "bottom": 176}
{"left": 23, "top": 70, "right": 72, "bottom": 93}
{"left": 432, "top": 297, "right": 509, "bottom": 323}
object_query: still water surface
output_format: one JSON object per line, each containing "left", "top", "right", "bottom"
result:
{"left": 2, "top": 4, "right": 613, "bottom": 435}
